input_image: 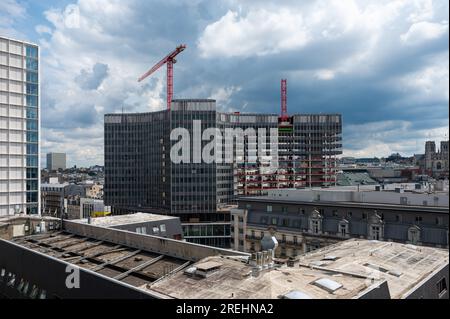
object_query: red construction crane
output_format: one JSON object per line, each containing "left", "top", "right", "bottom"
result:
{"left": 280, "top": 79, "right": 288, "bottom": 120}
{"left": 138, "top": 44, "right": 186, "bottom": 110}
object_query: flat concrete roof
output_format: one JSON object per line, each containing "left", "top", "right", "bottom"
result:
{"left": 298, "top": 239, "right": 449, "bottom": 299}
{"left": 148, "top": 255, "right": 384, "bottom": 299}
{"left": 239, "top": 197, "right": 449, "bottom": 213}
{"left": 10, "top": 231, "right": 189, "bottom": 296}
{"left": 149, "top": 239, "right": 448, "bottom": 299}
{"left": 73, "top": 213, "right": 178, "bottom": 227}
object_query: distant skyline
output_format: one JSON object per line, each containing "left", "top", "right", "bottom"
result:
{"left": 1, "top": 0, "right": 448, "bottom": 167}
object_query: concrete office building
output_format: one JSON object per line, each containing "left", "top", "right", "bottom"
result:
{"left": 46, "top": 152, "right": 66, "bottom": 171}
{"left": 231, "top": 185, "right": 449, "bottom": 257}
{"left": 0, "top": 36, "right": 40, "bottom": 216}
{"left": 104, "top": 99, "right": 342, "bottom": 247}
{"left": 73, "top": 212, "right": 183, "bottom": 240}
{"left": 0, "top": 215, "right": 447, "bottom": 299}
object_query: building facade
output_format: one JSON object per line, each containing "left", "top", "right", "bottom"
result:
{"left": 424, "top": 140, "right": 449, "bottom": 178}
{"left": 40, "top": 183, "right": 65, "bottom": 217}
{"left": 46, "top": 152, "right": 66, "bottom": 171}
{"left": 105, "top": 99, "right": 342, "bottom": 247}
{"left": 0, "top": 36, "right": 39, "bottom": 216}
{"left": 231, "top": 187, "right": 449, "bottom": 257}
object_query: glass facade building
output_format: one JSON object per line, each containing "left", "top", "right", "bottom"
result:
{"left": 0, "top": 36, "right": 39, "bottom": 216}
{"left": 104, "top": 99, "right": 342, "bottom": 248}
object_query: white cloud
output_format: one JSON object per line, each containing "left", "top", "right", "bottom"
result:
{"left": 394, "top": 52, "right": 449, "bottom": 102}
{"left": 35, "top": 25, "right": 52, "bottom": 35}
{"left": 209, "top": 86, "right": 241, "bottom": 109}
{"left": 0, "top": 0, "right": 26, "bottom": 38}
{"left": 24, "top": 0, "right": 448, "bottom": 165}
{"left": 315, "top": 69, "right": 335, "bottom": 80}
{"left": 344, "top": 121, "right": 449, "bottom": 157}
{"left": 401, "top": 21, "right": 449, "bottom": 45}
{"left": 198, "top": 9, "right": 310, "bottom": 58}
{"left": 38, "top": 0, "right": 166, "bottom": 166}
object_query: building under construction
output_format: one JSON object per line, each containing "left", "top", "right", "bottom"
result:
{"left": 231, "top": 112, "right": 342, "bottom": 196}
{"left": 104, "top": 99, "right": 342, "bottom": 247}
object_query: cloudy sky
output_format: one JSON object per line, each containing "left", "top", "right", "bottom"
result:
{"left": 1, "top": 0, "right": 449, "bottom": 167}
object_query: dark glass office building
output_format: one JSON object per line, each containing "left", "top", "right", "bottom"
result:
{"left": 105, "top": 99, "right": 342, "bottom": 247}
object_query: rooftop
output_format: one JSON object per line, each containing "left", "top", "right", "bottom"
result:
{"left": 150, "top": 239, "right": 448, "bottom": 299}
{"left": 9, "top": 230, "right": 190, "bottom": 297}
{"left": 149, "top": 254, "right": 382, "bottom": 299}
{"left": 298, "top": 239, "right": 449, "bottom": 299}
{"left": 240, "top": 185, "right": 449, "bottom": 210}
{"left": 73, "top": 213, "right": 177, "bottom": 227}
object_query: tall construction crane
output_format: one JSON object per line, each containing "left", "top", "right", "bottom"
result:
{"left": 138, "top": 44, "right": 186, "bottom": 110}
{"left": 280, "top": 79, "right": 288, "bottom": 121}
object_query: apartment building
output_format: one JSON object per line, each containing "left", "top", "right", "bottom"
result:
{"left": 0, "top": 36, "right": 39, "bottom": 216}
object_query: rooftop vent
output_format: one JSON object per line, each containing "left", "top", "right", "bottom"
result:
{"left": 388, "top": 270, "right": 403, "bottom": 277}
{"left": 312, "top": 278, "right": 343, "bottom": 293}
{"left": 194, "top": 261, "right": 222, "bottom": 278}
{"left": 281, "top": 290, "right": 312, "bottom": 299}
{"left": 322, "top": 255, "right": 339, "bottom": 261}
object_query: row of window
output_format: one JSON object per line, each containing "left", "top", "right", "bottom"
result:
{"left": 135, "top": 224, "right": 166, "bottom": 235}
{"left": 0, "top": 268, "right": 46, "bottom": 299}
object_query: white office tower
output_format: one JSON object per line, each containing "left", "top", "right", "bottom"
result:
{"left": 0, "top": 36, "right": 40, "bottom": 216}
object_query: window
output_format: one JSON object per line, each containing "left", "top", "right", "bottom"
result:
{"left": 26, "top": 45, "right": 38, "bottom": 58}
{"left": 26, "top": 155, "right": 38, "bottom": 167}
{"left": 26, "top": 57, "right": 38, "bottom": 71}
{"left": 347, "top": 212, "right": 352, "bottom": 218}
{"left": 339, "top": 224, "right": 348, "bottom": 237}
{"left": 26, "top": 168, "right": 38, "bottom": 178}
{"left": 26, "top": 95, "right": 38, "bottom": 106}
{"left": 362, "top": 213, "right": 367, "bottom": 220}
{"left": 27, "top": 131, "right": 38, "bottom": 142}
{"left": 436, "top": 217, "right": 443, "bottom": 226}
{"left": 271, "top": 217, "right": 278, "bottom": 225}
{"left": 371, "top": 226, "right": 381, "bottom": 240}
{"left": 26, "top": 144, "right": 38, "bottom": 155}
{"left": 395, "top": 215, "right": 402, "bottom": 222}
{"left": 160, "top": 224, "right": 166, "bottom": 232}
{"left": 437, "top": 278, "right": 447, "bottom": 297}
{"left": 27, "top": 192, "right": 38, "bottom": 203}
{"left": 26, "top": 83, "right": 38, "bottom": 95}
{"left": 26, "top": 71, "right": 38, "bottom": 83}
{"left": 415, "top": 216, "right": 423, "bottom": 223}
{"left": 27, "top": 108, "right": 38, "bottom": 119}
{"left": 267, "top": 205, "right": 272, "bottom": 212}
{"left": 312, "top": 220, "right": 320, "bottom": 234}
{"left": 26, "top": 180, "right": 38, "bottom": 191}
{"left": 281, "top": 206, "right": 288, "bottom": 213}
{"left": 152, "top": 226, "right": 159, "bottom": 234}
{"left": 332, "top": 210, "right": 338, "bottom": 217}
{"left": 27, "top": 120, "right": 38, "bottom": 130}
